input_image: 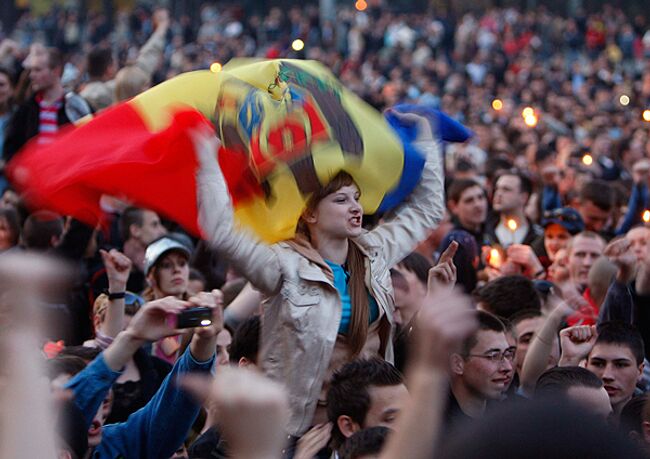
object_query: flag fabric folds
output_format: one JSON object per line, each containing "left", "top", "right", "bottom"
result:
{"left": 8, "top": 59, "right": 465, "bottom": 243}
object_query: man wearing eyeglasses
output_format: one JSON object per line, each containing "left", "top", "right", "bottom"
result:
{"left": 445, "top": 311, "right": 515, "bottom": 430}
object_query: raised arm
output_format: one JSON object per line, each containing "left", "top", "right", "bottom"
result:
{"left": 361, "top": 112, "right": 445, "bottom": 268}
{"left": 519, "top": 302, "right": 568, "bottom": 397}
{"left": 133, "top": 8, "right": 170, "bottom": 77}
{"left": 100, "top": 295, "right": 222, "bottom": 459}
{"left": 97, "top": 249, "right": 132, "bottom": 339}
{"left": 192, "top": 127, "right": 282, "bottom": 294}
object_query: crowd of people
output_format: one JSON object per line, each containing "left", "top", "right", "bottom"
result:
{"left": 1, "top": 1, "right": 650, "bottom": 458}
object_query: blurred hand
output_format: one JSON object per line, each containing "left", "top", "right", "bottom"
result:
{"left": 190, "top": 125, "right": 222, "bottom": 173}
{"left": 541, "top": 165, "right": 561, "bottom": 187}
{"left": 430, "top": 241, "right": 458, "bottom": 288}
{"left": 182, "top": 368, "right": 289, "bottom": 459}
{"left": 506, "top": 244, "right": 544, "bottom": 278}
{"left": 100, "top": 249, "right": 132, "bottom": 293}
{"left": 604, "top": 238, "right": 637, "bottom": 284}
{"left": 553, "top": 280, "right": 590, "bottom": 315}
{"left": 294, "top": 423, "right": 333, "bottom": 459}
{"left": 559, "top": 325, "right": 598, "bottom": 366}
{"left": 389, "top": 110, "right": 434, "bottom": 143}
{"left": 632, "top": 159, "right": 650, "bottom": 185}
{"left": 126, "top": 296, "right": 187, "bottom": 342}
{"left": 499, "top": 260, "right": 523, "bottom": 276}
{"left": 153, "top": 8, "right": 170, "bottom": 30}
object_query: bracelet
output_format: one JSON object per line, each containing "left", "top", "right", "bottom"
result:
{"left": 108, "top": 291, "right": 126, "bottom": 300}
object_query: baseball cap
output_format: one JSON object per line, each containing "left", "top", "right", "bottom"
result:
{"left": 541, "top": 207, "right": 584, "bottom": 235}
{"left": 144, "top": 236, "right": 191, "bottom": 275}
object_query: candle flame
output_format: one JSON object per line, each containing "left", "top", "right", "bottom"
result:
{"left": 643, "top": 210, "right": 650, "bottom": 223}
{"left": 507, "top": 219, "right": 518, "bottom": 231}
{"left": 524, "top": 114, "right": 538, "bottom": 127}
{"left": 489, "top": 248, "right": 502, "bottom": 269}
{"left": 582, "top": 154, "right": 593, "bottom": 166}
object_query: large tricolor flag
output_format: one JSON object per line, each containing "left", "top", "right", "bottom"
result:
{"left": 8, "top": 59, "right": 470, "bottom": 243}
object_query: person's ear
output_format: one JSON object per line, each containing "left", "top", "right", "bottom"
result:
{"left": 337, "top": 415, "right": 361, "bottom": 439}
{"left": 302, "top": 208, "right": 317, "bottom": 224}
{"left": 637, "top": 361, "right": 645, "bottom": 382}
{"left": 93, "top": 314, "right": 102, "bottom": 331}
{"left": 129, "top": 223, "right": 141, "bottom": 240}
{"left": 447, "top": 200, "right": 457, "bottom": 215}
{"left": 450, "top": 353, "right": 465, "bottom": 376}
{"left": 238, "top": 357, "right": 255, "bottom": 368}
{"left": 147, "top": 271, "right": 157, "bottom": 289}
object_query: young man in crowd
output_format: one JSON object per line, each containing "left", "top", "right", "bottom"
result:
{"left": 586, "top": 322, "right": 645, "bottom": 420}
{"left": 446, "top": 178, "right": 492, "bottom": 248}
{"left": 446, "top": 311, "right": 515, "bottom": 429}
{"left": 487, "top": 170, "right": 543, "bottom": 247}
{"left": 326, "top": 358, "right": 409, "bottom": 454}
{"left": 3, "top": 46, "right": 91, "bottom": 160}
{"left": 567, "top": 231, "right": 607, "bottom": 293}
{"left": 509, "top": 309, "right": 559, "bottom": 383}
{"left": 535, "top": 366, "right": 613, "bottom": 420}
{"left": 577, "top": 180, "right": 616, "bottom": 238}
{"left": 474, "top": 275, "right": 541, "bottom": 319}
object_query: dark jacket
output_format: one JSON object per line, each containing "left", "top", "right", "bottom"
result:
{"left": 3, "top": 92, "right": 91, "bottom": 160}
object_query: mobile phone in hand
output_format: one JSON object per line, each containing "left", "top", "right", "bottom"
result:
{"left": 177, "top": 306, "right": 213, "bottom": 329}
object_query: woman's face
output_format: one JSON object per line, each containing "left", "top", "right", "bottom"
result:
{"left": 0, "top": 216, "right": 15, "bottom": 250}
{"left": 151, "top": 251, "right": 189, "bottom": 298}
{"left": 307, "top": 184, "right": 363, "bottom": 239}
{"left": 548, "top": 248, "right": 570, "bottom": 283}
{"left": 544, "top": 223, "right": 571, "bottom": 261}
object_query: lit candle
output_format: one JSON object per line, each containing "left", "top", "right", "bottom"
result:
{"left": 643, "top": 210, "right": 650, "bottom": 223}
{"left": 524, "top": 114, "right": 538, "bottom": 127}
{"left": 582, "top": 154, "right": 593, "bottom": 166}
{"left": 492, "top": 99, "right": 503, "bottom": 111}
{"left": 489, "top": 248, "right": 502, "bottom": 269}
{"left": 522, "top": 107, "right": 534, "bottom": 118}
{"left": 643, "top": 110, "right": 650, "bottom": 122}
{"left": 507, "top": 218, "right": 518, "bottom": 246}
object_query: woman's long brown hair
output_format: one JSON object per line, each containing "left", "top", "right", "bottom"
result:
{"left": 297, "top": 171, "right": 369, "bottom": 356}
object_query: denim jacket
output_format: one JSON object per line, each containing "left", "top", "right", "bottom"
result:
{"left": 65, "top": 346, "right": 215, "bottom": 459}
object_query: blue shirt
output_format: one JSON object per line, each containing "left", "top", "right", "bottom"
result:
{"left": 65, "top": 346, "right": 215, "bottom": 459}
{"left": 325, "top": 260, "right": 380, "bottom": 334}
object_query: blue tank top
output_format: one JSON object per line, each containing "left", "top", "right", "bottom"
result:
{"left": 325, "top": 260, "right": 380, "bottom": 334}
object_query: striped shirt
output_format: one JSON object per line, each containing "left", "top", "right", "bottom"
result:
{"left": 36, "top": 93, "right": 62, "bottom": 145}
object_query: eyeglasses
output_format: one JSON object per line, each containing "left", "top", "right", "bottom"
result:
{"left": 124, "top": 292, "right": 144, "bottom": 316}
{"left": 466, "top": 347, "right": 516, "bottom": 363}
